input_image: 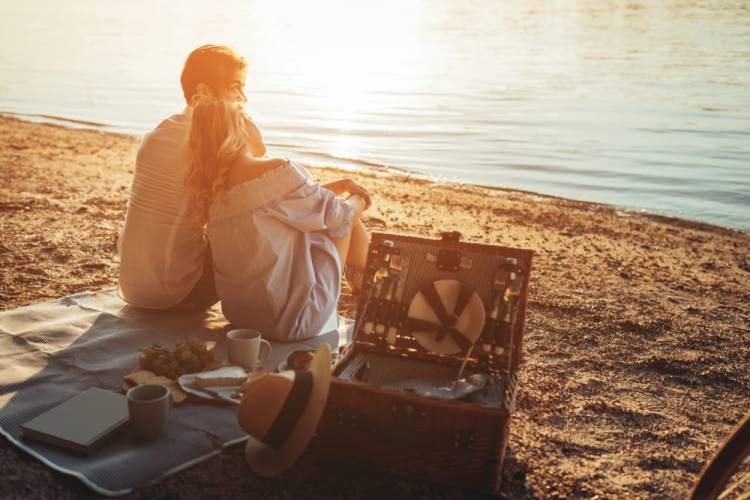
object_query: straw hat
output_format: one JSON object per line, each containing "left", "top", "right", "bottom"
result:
{"left": 237, "top": 343, "right": 332, "bottom": 477}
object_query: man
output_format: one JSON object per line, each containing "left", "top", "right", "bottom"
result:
{"left": 118, "top": 45, "right": 265, "bottom": 311}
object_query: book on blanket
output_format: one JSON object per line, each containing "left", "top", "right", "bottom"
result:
{"left": 21, "top": 388, "right": 129, "bottom": 455}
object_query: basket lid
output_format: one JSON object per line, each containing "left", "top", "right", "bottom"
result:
{"left": 351, "top": 231, "right": 533, "bottom": 372}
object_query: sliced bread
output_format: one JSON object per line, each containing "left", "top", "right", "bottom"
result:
{"left": 192, "top": 366, "right": 248, "bottom": 388}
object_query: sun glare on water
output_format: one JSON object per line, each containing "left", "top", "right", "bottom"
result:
{"left": 228, "top": 0, "right": 430, "bottom": 161}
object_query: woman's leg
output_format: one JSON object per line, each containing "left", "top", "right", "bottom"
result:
{"left": 330, "top": 228, "right": 354, "bottom": 274}
{"left": 347, "top": 217, "right": 370, "bottom": 269}
{"left": 343, "top": 217, "right": 370, "bottom": 293}
{"left": 330, "top": 196, "right": 370, "bottom": 292}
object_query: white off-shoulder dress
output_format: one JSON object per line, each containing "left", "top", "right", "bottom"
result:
{"left": 207, "top": 160, "right": 354, "bottom": 341}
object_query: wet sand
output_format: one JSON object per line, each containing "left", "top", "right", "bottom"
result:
{"left": 0, "top": 115, "right": 748, "bottom": 499}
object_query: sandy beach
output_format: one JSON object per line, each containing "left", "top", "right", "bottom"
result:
{"left": 0, "top": 115, "right": 748, "bottom": 498}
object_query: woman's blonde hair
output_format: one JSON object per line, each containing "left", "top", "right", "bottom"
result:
{"left": 186, "top": 96, "right": 253, "bottom": 224}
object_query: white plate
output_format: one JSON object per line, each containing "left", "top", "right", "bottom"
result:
{"left": 408, "top": 279, "right": 485, "bottom": 355}
{"left": 178, "top": 368, "right": 247, "bottom": 405}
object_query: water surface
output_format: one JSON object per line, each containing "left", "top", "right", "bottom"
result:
{"left": 1, "top": 0, "right": 748, "bottom": 229}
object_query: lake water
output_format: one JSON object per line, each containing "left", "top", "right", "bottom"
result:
{"left": 1, "top": 0, "right": 748, "bottom": 230}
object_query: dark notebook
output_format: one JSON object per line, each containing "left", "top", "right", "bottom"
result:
{"left": 21, "top": 387, "right": 129, "bottom": 454}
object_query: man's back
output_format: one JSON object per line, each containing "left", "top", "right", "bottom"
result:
{"left": 117, "top": 111, "right": 209, "bottom": 309}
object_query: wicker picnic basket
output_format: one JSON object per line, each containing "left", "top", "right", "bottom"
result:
{"left": 310, "top": 231, "right": 533, "bottom": 494}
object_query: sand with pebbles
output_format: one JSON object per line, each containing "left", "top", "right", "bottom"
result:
{"left": 1, "top": 115, "right": 748, "bottom": 499}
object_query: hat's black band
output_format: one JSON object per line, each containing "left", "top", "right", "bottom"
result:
{"left": 262, "top": 370, "right": 313, "bottom": 450}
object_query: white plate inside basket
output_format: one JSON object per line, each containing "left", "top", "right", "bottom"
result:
{"left": 178, "top": 367, "right": 247, "bottom": 405}
{"left": 408, "top": 279, "right": 486, "bottom": 355}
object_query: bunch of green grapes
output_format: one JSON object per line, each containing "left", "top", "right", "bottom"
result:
{"left": 139, "top": 337, "right": 214, "bottom": 379}
{"left": 139, "top": 344, "right": 170, "bottom": 373}
{"left": 174, "top": 338, "right": 214, "bottom": 375}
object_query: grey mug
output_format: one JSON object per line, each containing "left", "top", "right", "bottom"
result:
{"left": 127, "top": 384, "right": 172, "bottom": 442}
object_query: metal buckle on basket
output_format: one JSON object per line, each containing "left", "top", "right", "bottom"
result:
{"left": 431, "top": 231, "right": 463, "bottom": 271}
{"left": 426, "top": 252, "right": 473, "bottom": 271}
{"left": 453, "top": 431, "right": 476, "bottom": 449}
{"left": 439, "top": 231, "right": 462, "bottom": 242}
{"left": 436, "top": 249, "right": 461, "bottom": 271}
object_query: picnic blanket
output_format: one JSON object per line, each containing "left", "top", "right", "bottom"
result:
{"left": 0, "top": 289, "right": 352, "bottom": 496}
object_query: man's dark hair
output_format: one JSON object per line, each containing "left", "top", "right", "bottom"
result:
{"left": 180, "top": 45, "right": 247, "bottom": 104}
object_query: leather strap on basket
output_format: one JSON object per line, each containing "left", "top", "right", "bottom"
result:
{"left": 409, "top": 282, "right": 473, "bottom": 351}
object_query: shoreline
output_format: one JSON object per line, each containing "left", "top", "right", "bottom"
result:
{"left": 1, "top": 114, "right": 749, "bottom": 498}
{"left": 2, "top": 111, "right": 746, "bottom": 236}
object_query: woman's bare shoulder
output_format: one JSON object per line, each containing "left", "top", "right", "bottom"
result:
{"left": 227, "top": 155, "right": 288, "bottom": 189}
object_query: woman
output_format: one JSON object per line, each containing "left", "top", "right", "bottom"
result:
{"left": 186, "top": 96, "right": 371, "bottom": 341}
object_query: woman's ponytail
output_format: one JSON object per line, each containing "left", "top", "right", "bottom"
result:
{"left": 186, "top": 96, "right": 251, "bottom": 225}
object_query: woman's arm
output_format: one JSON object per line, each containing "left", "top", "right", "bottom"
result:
{"left": 345, "top": 194, "right": 367, "bottom": 217}
{"left": 321, "top": 179, "right": 372, "bottom": 210}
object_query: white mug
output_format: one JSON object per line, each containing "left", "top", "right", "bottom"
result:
{"left": 227, "top": 329, "right": 271, "bottom": 371}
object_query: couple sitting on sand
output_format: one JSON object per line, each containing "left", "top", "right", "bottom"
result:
{"left": 117, "top": 45, "right": 372, "bottom": 341}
